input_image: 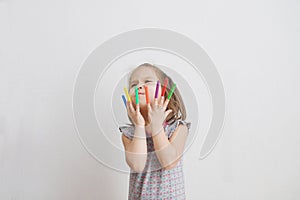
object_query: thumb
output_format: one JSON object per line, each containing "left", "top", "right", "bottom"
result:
{"left": 147, "top": 104, "right": 152, "bottom": 113}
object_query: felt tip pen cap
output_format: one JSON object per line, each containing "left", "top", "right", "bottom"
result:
{"left": 135, "top": 86, "right": 139, "bottom": 104}
{"left": 124, "top": 87, "right": 131, "bottom": 102}
{"left": 155, "top": 80, "right": 160, "bottom": 98}
{"left": 121, "top": 95, "right": 127, "bottom": 107}
{"left": 167, "top": 83, "right": 176, "bottom": 100}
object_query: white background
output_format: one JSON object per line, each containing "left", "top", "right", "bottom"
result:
{"left": 1, "top": 0, "right": 299, "bottom": 199}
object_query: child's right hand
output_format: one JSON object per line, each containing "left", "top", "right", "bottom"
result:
{"left": 126, "top": 101, "right": 145, "bottom": 127}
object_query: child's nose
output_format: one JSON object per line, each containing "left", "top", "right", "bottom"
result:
{"left": 136, "top": 84, "right": 143, "bottom": 90}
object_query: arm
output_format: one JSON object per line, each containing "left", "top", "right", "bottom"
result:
{"left": 152, "top": 124, "right": 188, "bottom": 170}
{"left": 121, "top": 126, "right": 147, "bottom": 173}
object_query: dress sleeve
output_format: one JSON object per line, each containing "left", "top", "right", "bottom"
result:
{"left": 167, "top": 119, "right": 192, "bottom": 139}
{"left": 177, "top": 119, "right": 192, "bottom": 130}
{"left": 119, "top": 125, "right": 134, "bottom": 140}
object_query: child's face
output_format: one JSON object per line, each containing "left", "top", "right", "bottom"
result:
{"left": 129, "top": 67, "right": 161, "bottom": 107}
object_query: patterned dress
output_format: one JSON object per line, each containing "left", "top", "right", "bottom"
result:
{"left": 119, "top": 119, "right": 192, "bottom": 200}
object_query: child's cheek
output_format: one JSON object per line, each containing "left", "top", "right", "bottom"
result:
{"left": 149, "top": 86, "right": 162, "bottom": 101}
{"left": 129, "top": 89, "right": 135, "bottom": 99}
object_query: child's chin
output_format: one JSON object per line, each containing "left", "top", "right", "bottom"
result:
{"left": 135, "top": 102, "right": 146, "bottom": 107}
{"left": 139, "top": 103, "right": 147, "bottom": 107}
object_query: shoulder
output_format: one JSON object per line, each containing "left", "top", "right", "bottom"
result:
{"left": 163, "top": 119, "right": 191, "bottom": 170}
{"left": 166, "top": 119, "right": 191, "bottom": 139}
{"left": 119, "top": 124, "right": 135, "bottom": 140}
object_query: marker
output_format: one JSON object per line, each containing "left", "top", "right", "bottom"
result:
{"left": 167, "top": 83, "right": 176, "bottom": 100}
{"left": 121, "top": 95, "right": 127, "bottom": 107}
{"left": 135, "top": 86, "right": 139, "bottom": 104}
{"left": 145, "top": 86, "right": 150, "bottom": 104}
{"left": 155, "top": 80, "right": 160, "bottom": 99}
{"left": 124, "top": 87, "right": 131, "bottom": 102}
{"left": 161, "top": 77, "right": 169, "bottom": 97}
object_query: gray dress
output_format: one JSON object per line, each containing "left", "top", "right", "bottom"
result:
{"left": 119, "top": 119, "right": 191, "bottom": 200}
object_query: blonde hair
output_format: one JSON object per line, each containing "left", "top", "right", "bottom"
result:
{"left": 127, "top": 63, "right": 187, "bottom": 125}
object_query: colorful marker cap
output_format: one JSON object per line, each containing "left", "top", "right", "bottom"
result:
{"left": 135, "top": 86, "right": 139, "bottom": 104}
{"left": 167, "top": 83, "right": 176, "bottom": 100}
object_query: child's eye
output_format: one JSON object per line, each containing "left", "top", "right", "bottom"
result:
{"left": 131, "top": 80, "right": 153, "bottom": 87}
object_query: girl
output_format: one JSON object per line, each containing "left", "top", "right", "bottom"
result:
{"left": 119, "top": 63, "right": 191, "bottom": 199}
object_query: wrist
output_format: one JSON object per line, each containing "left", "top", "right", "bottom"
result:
{"left": 134, "top": 125, "right": 146, "bottom": 139}
{"left": 135, "top": 124, "right": 145, "bottom": 128}
{"left": 150, "top": 124, "right": 163, "bottom": 136}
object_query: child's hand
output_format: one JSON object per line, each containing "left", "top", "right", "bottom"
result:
{"left": 147, "top": 96, "right": 172, "bottom": 136}
{"left": 126, "top": 101, "right": 145, "bottom": 127}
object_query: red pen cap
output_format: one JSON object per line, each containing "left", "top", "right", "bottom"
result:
{"left": 161, "top": 77, "right": 169, "bottom": 97}
{"left": 145, "top": 85, "right": 150, "bottom": 104}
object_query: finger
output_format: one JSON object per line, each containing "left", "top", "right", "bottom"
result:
{"left": 147, "top": 104, "right": 152, "bottom": 122}
{"left": 154, "top": 80, "right": 160, "bottom": 99}
{"left": 161, "top": 77, "right": 169, "bottom": 97}
{"left": 154, "top": 98, "right": 158, "bottom": 107}
{"left": 126, "top": 101, "right": 130, "bottom": 114}
{"left": 145, "top": 85, "right": 150, "bottom": 104}
{"left": 165, "top": 109, "right": 173, "bottom": 118}
{"left": 160, "top": 96, "right": 164, "bottom": 106}
{"left": 124, "top": 87, "right": 131, "bottom": 102}
{"left": 147, "top": 103, "right": 152, "bottom": 113}
{"left": 167, "top": 83, "right": 176, "bottom": 100}
{"left": 128, "top": 101, "right": 135, "bottom": 113}
{"left": 163, "top": 98, "right": 170, "bottom": 110}
{"left": 135, "top": 86, "right": 139, "bottom": 105}
{"left": 122, "top": 95, "right": 127, "bottom": 107}
{"left": 136, "top": 103, "right": 140, "bottom": 113}
{"left": 126, "top": 102, "right": 134, "bottom": 120}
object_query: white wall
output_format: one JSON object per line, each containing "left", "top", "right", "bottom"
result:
{"left": 1, "top": 0, "right": 299, "bottom": 199}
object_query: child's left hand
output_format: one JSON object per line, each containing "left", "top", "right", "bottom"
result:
{"left": 147, "top": 96, "right": 173, "bottom": 136}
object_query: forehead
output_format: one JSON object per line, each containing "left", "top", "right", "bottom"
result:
{"left": 130, "top": 67, "right": 158, "bottom": 82}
